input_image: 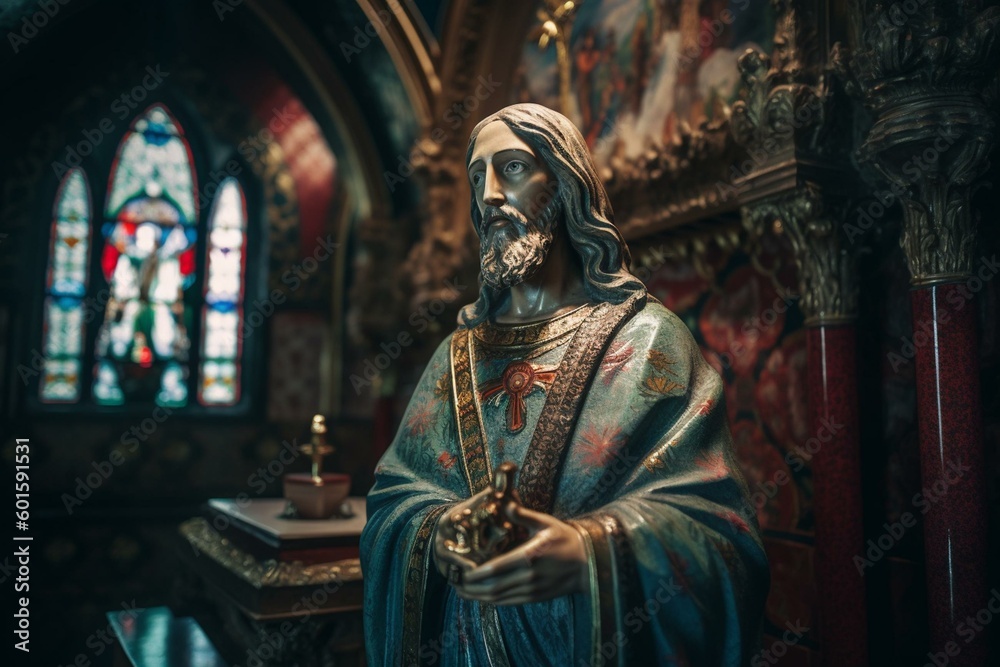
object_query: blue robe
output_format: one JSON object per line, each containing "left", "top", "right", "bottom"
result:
{"left": 361, "top": 297, "right": 769, "bottom": 666}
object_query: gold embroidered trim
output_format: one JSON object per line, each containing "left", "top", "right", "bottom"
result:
{"left": 401, "top": 504, "right": 451, "bottom": 665}
{"left": 572, "top": 521, "right": 601, "bottom": 666}
{"left": 474, "top": 327, "right": 575, "bottom": 363}
{"left": 480, "top": 603, "right": 511, "bottom": 666}
{"left": 473, "top": 303, "right": 597, "bottom": 347}
{"left": 574, "top": 516, "right": 621, "bottom": 666}
{"left": 517, "top": 293, "right": 645, "bottom": 513}
{"left": 451, "top": 329, "right": 494, "bottom": 495}
{"left": 449, "top": 331, "right": 510, "bottom": 665}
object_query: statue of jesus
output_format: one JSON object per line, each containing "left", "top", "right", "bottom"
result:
{"left": 360, "top": 103, "right": 768, "bottom": 666}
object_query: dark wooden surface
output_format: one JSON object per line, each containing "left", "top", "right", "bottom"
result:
{"left": 108, "top": 606, "right": 227, "bottom": 667}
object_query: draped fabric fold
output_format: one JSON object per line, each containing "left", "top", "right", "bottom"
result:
{"left": 361, "top": 299, "right": 769, "bottom": 666}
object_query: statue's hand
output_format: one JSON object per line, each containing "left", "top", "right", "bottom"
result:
{"left": 457, "top": 505, "right": 588, "bottom": 605}
{"left": 431, "top": 489, "right": 493, "bottom": 580}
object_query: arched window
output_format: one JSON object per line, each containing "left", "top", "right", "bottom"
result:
{"left": 199, "top": 178, "right": 247, "bottom": 406}
{"left": 40, "top": 169, "right": 93, "bottom": 403}
{"left": 39, "top": 103, "right": 253, "bottom": 410}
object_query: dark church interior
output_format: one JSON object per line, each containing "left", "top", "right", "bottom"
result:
{"left": 2, "top": 0, "right": 999, "bottom": 665}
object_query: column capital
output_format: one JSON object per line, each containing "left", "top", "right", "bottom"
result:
{"left": 845, "top": 1, "right": 1000, "bottom": 285}
{"left": 743, "top": 184, "right": 860, "bottom": 327}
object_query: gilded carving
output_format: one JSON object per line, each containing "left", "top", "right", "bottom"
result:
{"left": 530, "top": 0, "right": 581, "bottom": 116}
{"left": 180, "top": 518, "right": 362, "bottom": 588}
{"left": 731, "top": 0, "right": 830, "bottom": 161}
{"left": 400, "top": 0, "right": 494, "bottom": 316}
{"left": 603, "top": 116, "right": 742, "bottom": 238}
{"left": 604, "top": 0, "right": 841, "bottom": 237}
{"left": 731, "top": 0, "right": 859, "bottom": 325}
{"left": 631, "top": 218, "right": 743, "bottom": 288}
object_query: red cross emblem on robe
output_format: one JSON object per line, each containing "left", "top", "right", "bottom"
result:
{"left": 478, "top": 361, "right": 558, "bottom": 432}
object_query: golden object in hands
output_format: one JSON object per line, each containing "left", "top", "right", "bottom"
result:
{"left": 444, "top": 462, "right": 529, "bottom": 565}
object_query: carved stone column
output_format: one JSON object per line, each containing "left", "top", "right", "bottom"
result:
{"left": 733, "top": 3, "right": 868, "bottom": 664}
{"left": 743, "top": 188, "right": 867, "bottom": 667}
{"left": 848, "top": 2, "right": 999, "bottom": 663}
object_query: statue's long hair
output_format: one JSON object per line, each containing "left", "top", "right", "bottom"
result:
{"left": 459, "top": 103, "right": 645, "bottom": 327}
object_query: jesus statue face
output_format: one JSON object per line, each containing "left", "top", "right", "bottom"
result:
{"left": 467, "top": 120, "right": 562, "bottom": 290}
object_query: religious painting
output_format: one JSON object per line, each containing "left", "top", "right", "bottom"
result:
{"left": 514, "top": 0, "right": 777, "bottom": 167}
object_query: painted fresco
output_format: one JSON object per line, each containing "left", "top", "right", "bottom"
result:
{"left": 515, "top": 0, "right": 776, "bottom": 166}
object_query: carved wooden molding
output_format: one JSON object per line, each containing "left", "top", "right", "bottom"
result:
{"left": 631, "top": 218, "right": 745, "bottom": 287}
{"left": 730, "top": 1, "right": 849, "bottom": 168}
{"left": 180, "top": 518, "right": 362, "bottom": 588}
{"left": 729, "top": 0, "right": 861, "bottom": 325}
{"left": 606, "top": 119, "right": 744, "bottom": 239}
{"left": 397, "top": 0, "right": 536, "bottom": 316}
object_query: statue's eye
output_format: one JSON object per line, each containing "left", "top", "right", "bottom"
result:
{"left": 471, "top": 172, "right": 484, "bottom": 187}
{"left": 504, "top": 161, "right": 526, "bottom": 176}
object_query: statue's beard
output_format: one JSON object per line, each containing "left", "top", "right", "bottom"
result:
{"left": 479, "top": 197, "right": 561, "bottom": 290}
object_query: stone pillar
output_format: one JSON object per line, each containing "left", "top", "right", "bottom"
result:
{"left": 743, "top": 187, "right": 867, "bottom": 667}
{"left": 732, "top": 0, "right": 870, "bottom": 657}
{"left": 849, "top": 2, "right": 999, "bottom": 662}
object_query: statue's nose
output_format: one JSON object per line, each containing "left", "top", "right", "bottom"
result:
{"left": 483, "top": 167, "right": 505, "bottom": 206}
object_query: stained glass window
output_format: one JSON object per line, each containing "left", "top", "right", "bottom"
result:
{"left": 40, "top": 169, "right": 92, "bottom": 402}
{"left": 199, "top": 178, "right": 246, "bottom": 406}
{"left": 90, "top": 104, "right": 199, "bottom": 408}
{"left": 40, "top": 103, "right": 253, "bottom": 411}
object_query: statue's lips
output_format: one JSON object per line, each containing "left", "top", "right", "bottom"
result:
{"left": 485, "top": 216, "right": 512, "bottom": 229}
{"left": 482, "top": 216, "right": 517, "bottom": 237}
